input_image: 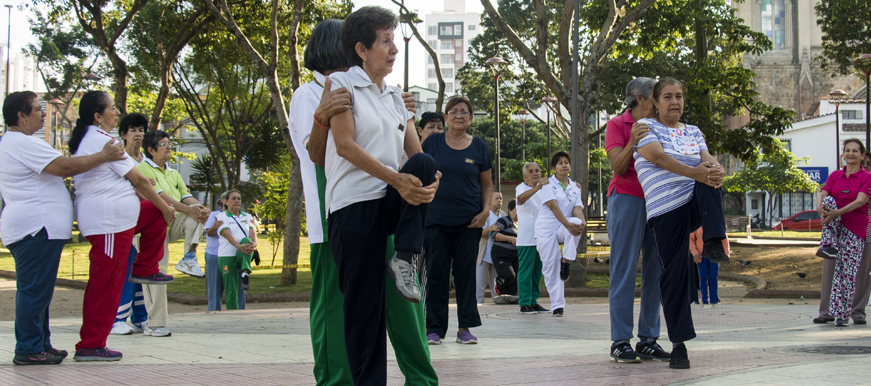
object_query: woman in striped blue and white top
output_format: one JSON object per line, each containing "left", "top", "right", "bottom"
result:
{"left": 633, "top": 78, "right": 728, "bottom": 370}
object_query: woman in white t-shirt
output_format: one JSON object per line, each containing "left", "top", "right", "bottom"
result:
{"left": 534, "top": 151, "right": 586, "bottom": 318}
{"left": 67, "top": 91, "right": 176, "bottom": 362}
{"left": 0, "top": 91, "right": 126, "bottom": 365}
{"left": 205, "top": 191, "right": 246, "bottom": 311}
{"left": 215, "top": 189, "right": 257, "bottom": 310}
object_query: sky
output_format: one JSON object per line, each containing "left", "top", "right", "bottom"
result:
{"left": 3, "top": 0, "right": 487, "bottom": 90}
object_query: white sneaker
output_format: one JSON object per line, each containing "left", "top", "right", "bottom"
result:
{"left": 131, "top": 321, "right": 147, "bottom": 333}
{"left": 175, "top": 259, "right": 205, "bottom": 277}
{"left": 110, "top": 321, "right": 134, "bottom": 335}
{"left": 143, "top": 326, "right": 172, "bottom": 337}
{"left": 385, "top": 255, "right": 420, "bottom": 303}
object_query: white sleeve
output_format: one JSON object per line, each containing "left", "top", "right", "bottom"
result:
{"left": 288, "top": 85, "right": 321, "bottom": 147}
{"left": 19, "top": 137, "right": 64, "bottom": 174}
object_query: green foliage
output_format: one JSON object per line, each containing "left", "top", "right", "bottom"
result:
{"left": 251, "top": 154, "right": 305, "bottom": 263}
{"left": 814, "top": 0, "right": 871, "bottom": 76}
{"left": 723, "top": 139, "right": 819, "bottom": 226}
{"left": 243, "top": 116, "right": 287, "bottom": 172}
{"left": 189, "top": 154, "right": 222, "bottom": 208}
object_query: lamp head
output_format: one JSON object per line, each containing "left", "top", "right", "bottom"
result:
{"left": 829, "top": 89, "right": 847, "bottom": 107}
{"left": 486, "top": 56, "right": 507, "bottom": 78}
{"left": 856, "top": 54, "right": 871, "bottom": 75}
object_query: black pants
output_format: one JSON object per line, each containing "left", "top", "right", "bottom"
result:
{"left": 689, "top": 256, "right": 700, "bottom": 304}
{"left": 492, "top": 245, "right": 519, "bottom": 295}
{"left": 648, "top": 182, "right": 725, "bottom": 343}
{"left": 328, "top": 152, "right": 436, "bottom": 386}
{"left": 424, "top": 223, "right": 482, "bottom": 338}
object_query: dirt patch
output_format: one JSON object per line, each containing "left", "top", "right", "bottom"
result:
{"left": 721, "top": 245, "right": 822, "bottom": 292}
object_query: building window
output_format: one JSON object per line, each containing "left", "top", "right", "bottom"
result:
{"left": 427, "top": 83, "right": 438, "bottom": 91}
{"left": 440, "top": 54, "right": 453, "bottom": 64}
{"left": 427, "top": 68, "right": 436, "bottom": 78}
{"left": 428, "top": 26, "right": 437, "bottom": 36}
{"left": 468, "top": 24, "right": 476, "bottom": 31}
{"left": 761, "top": 0, "right": 786, "bottom": 50}
{"left": 441, "top": 40, "right": 453, "bottom": 50}
{"left": 843, "top": 110, "right": 864, "bottom": 120}
{"left": 445, "top": 83, "right": 453, "bottom": 93}
{"left": 751, "top": 199, "right": 758, "bottom": 210}
{"left": 438, "top": 22, "right": 464, "bottom": 39}
{"left": 441, "top": 69, "right": 453, "bottom": 79}
{"left": 427, "top": 56, "right": 433, "bottom": 64}
{"left": 427, "top": 39, "right": 437, "bottom": 47}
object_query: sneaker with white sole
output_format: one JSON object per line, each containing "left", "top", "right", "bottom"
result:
{"left": 143, "top": 326, "right": 172, "bottom": 337}
{"left": 131, "top": 321, "right": 147, "bottom": 333}
{"left": 386, "top": 255, "right": 420, "bottom": 303}
{"left": 110, "top": 321, "right": 134, "bottom": 335}
{"left": 176, "top": 258, "right": 205, "bottom": 278}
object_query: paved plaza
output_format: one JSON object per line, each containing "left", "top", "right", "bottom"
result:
{"left": 0, "top": 283, "right": 870, "bottom": 385}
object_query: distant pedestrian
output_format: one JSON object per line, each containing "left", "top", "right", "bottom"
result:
{"left": 476, "top": 191, "right": 503, "bottom": 304}
{"left": 515, "top": 162, "right": 550, "bottom": 315}
{"left": 417, "top": 112, "right": 444, "bottom": 144}
{"left": 691, "top": 228, "right": 730, "bottom": 307}
{"left": 216, "top": 190, "right": 257, "bottom": 310}
{"left": 205, "top": 192, "right": 246, "bottom": 311}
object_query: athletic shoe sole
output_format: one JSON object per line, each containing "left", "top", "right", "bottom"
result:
{"left": 637, "top": 353, "right": 670, "bottom": 362}
{"left": 456, "top": 338, "right": 477, "bottom": 344}
{"left": 609, "top": 356, "right": 642, "bottom": 363}
{"left": 73, "top": 355, "right": 121, "bottom": 362}
{"left": 128, "top": 276, "right": 173, "bottom": 285}
{"left": 13, "top": 356, "right": 63, "bottom": 365}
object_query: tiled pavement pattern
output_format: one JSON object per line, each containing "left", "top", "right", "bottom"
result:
{"left": 1, "top": 302, "right": 870, "bottom": 385}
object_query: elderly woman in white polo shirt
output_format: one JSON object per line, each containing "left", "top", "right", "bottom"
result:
{"left": 0, "top": 91, "right": 126, "bottom": 365}
{"left": 324, "top": 6, "right": 440, "bottom": 384}
{"left": 66, "top": 91, "right": 176, "bottom": 362}
{"left": 534, "top": 151, "right": 585, "bottom": 318}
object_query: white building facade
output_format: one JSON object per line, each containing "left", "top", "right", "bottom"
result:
{"left": 422, "top": 0, "right": 482, "bottom": 96}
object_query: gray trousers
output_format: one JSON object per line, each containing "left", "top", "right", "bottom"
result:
{"left": 819, "top": 243, "right": 871, "bottom": 319}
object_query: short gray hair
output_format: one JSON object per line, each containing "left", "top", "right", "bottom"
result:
{"left": 625, "top": 77, "right": 657, "bottom": 109}
{"left": 522, "top": 162, "right": 540, "bottom": 177}
{"left": 304, "top": 19, "right": 349, "bottom": 74}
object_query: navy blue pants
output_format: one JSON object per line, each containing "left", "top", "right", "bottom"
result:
{"left": 9, "top": 228, "right": 65, "bottom": 355}
{"left": 328, "top": 152, "right": 436, "bottom": 386}
{"left": 648, "top": 182, "right": 725, "bottom": 343}
{"left": 115, "top": 246, "right": 148, "bottom": 324}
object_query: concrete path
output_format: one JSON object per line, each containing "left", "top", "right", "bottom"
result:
{"left": 1, "top": 295, "right": 869, "bottom": 385}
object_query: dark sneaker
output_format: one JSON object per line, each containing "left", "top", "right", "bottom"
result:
{"left": 456, "top": 329, "right": 478, "bottom": 344}
{"left": 836, "top": 318, "right": 849, "bottom": 327}
{"left": 552, "top": 307, "right": 564, "bottom": 317}
{"left": 813, "top": 316, "right": 834, "bottom": 324}
{"left": 560, "top": 261, "right": 571, "bottom": 281}
{"left": 13, "top": 352, "right": 63, "bottom": 365}
{"left": 44, "top": 347, "right": 68, "bottom": 358}
{"left": 386, "top": 255, "right": 420, "bottom": 303}
{"left": 240, "top": 275, "right": 250, "bottom": 291}
{"left": 816, "top": 247, "right": 837, "bottom": 259}
{"left": 669, "top": 344, "right": 690, "bottom": 369}
{"left": 531, "top": 304, "right": 550, "bottom": 314}
{"left": 702, "top": 239, "right": 729, "bottom": 263}
{"left": 520, "top": 305, "right": 536, "bottom": 314}
{"left": 609, "top": 342, "right": 641, "bottom": 363}
{"left": 74, "top": 347, "right": 122, "bottom": 362}
{"left": 427, "top": 333, "right": 441, "bottom": 345}
{"left": 854, "top": 316, "right": 867, "bottom": 325}
{"left": 129, "top": 272, "right": 174, "bottom": 285}
{"left": 636, "top": 339, "right": 670, "bottom": 362}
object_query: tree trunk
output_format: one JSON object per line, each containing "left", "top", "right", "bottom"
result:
{"left": 151, "top": 67, "right": 171, "bottom": 130}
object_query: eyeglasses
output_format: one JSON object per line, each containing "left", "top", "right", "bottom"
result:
{"left": 447, "top": 111, "right": 471, "bottom": 117}
{"left": 155, "top": 142, "right": 174, "bottom": 150}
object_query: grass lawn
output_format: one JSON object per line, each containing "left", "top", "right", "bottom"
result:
{"left": 0, "top": 231, "right": 314, "bottom": 296}
{"left": 0, "top": 232, "right": 620, "bottom": 296}
{"left": 728, "top": 231, "right": 820, "bottom": 239}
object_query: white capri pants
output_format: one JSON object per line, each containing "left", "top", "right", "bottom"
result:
{"left": 535, "top": 217, "right": 584, "bottom": 310}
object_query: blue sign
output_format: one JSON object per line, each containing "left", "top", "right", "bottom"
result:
{"left": 798, "top": 167, "right": 828, "bottom": 183}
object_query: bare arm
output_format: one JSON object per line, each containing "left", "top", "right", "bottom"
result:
{"left": 636, "top": 141, "right": 714, "bottom": 186}
{"left": 206, "top": 220, "right": 223, "bottom": 237}
{"left": 517, "top": 178, "right": 547, "bottom": 205}
{"left": 403, "top": 118, "right": 422, "bottom": 157}
{"left": 469, "top": 170, "right": 494, "bottom": 228}
{"left": 608, "top": 122, "right": 648, "bottom": 176}
{"left": 126, "top": 167, "right": 175, "bottom": 224}
{"left": 43, "top": 141, "right": 126, "bottom": 177}
{"left": 822, "top": 192, "right": 870, "bottom": 225}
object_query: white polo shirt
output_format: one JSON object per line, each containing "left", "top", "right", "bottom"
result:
{"left": 288, "top": 71, "right": 327, "bottom": 243}
{"left": 216, "top": 210, "right": 255, "bottom": 257}
{"left": 515, "top": 182, "right": 541, "bottom": 247}
{"left": 0, "top": 131, "right": 74, "bottom": 245}
{"left": 534, "top": 175, "right": 584, "bottom": 239}
{"left": 324, "top": 66, "right": 415, "bottom": 215}
{"left": 73, "top": 126, "right": 139, "bottom": 236}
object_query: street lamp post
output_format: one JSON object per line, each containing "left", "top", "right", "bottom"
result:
{"left": 856, "top": 54, "right": 871, "bottom": 149}
{"left": 486, "top": 56, "right": 507, "bottom": 192}
{"left": 541, "top": 96, "right": 558, "bottom": 175}
{"left": 4, "top": 4, "right": 11, "bottom": 134}
{"left": 517, "top": 109, "right": 528, "bottom": 161}
{"left": 49, "top": 98, "right": 63, "bottom": 149}
{"left": 830, "top": 89, "right": 847, "bottom": 170}
{"left": 399, "top": 10, "right": 420, "bottom": 92}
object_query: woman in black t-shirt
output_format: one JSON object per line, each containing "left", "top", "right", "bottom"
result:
{"left": 492, "top": 200, "right": 520, "bottom": 301}
{"left": 422, "top": 96, "right": 493, "bottom": 345}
